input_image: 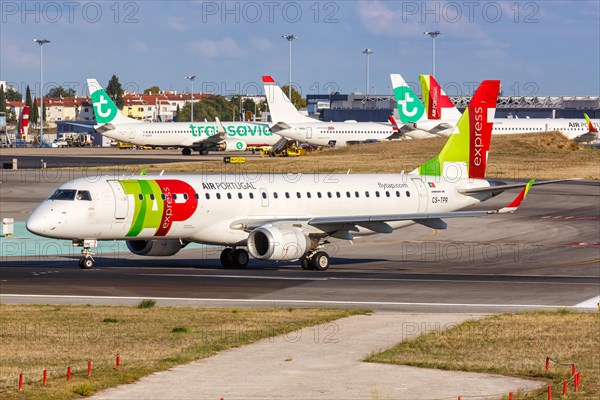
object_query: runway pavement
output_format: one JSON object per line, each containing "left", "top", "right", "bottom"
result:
{"left": 1, "top": 166, "right": 598, "bottom": 312}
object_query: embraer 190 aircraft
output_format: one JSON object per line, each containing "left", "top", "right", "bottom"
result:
{"left": 28, "top": 80, "right": 555, "bottom": 271}
{"left": 86, "top": 79, "right": 285, "bottom": 155}
{"left": 392, "top": 74, "right": 600, "bottom": 140}
{"left": 262, "top": 76, "right": 397, "bottom": 147}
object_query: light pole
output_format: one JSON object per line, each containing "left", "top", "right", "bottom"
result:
{"left": 33, "top": 39, "right": 50, "bottom": 144}
{"left": 185, "top": 75, "right": 196, "bottom": 122}
{"left": 362, "top": 48, "right": 373, "bottom": 98}
{"left": 282, "top": 34, "right": 297, "bottom": 100}
{"left": 423, "top": 31, "right": 441, "bottom": 76}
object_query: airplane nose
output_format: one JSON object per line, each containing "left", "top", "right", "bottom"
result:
{"left": 26, "top": 213, "right": 46, "bottom": 236}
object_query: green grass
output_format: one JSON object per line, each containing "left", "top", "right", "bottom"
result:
{"left": 367, "top": 311, "right": 599, "bottom": 399}
{"left": 0, "top": 304, "right": 366, "bottom": 399}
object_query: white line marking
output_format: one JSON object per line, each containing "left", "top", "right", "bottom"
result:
{"left": 574, "top": 296, "right": 600, "bottom": 309}
{"left": 0, "top": 294, "right": 593, "bottom": 309}
{"left": 134, "top": 273, "right": 598, "bottom": 286}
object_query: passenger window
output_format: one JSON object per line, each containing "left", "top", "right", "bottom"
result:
{"left": 346, "top": 192, "right": 351, "bottom": 198}
{"left": 385, "top": 191, "right": 390, "bottom": 197}
{"left": 317, "top": 192, "right": 322, "bottom": 198}
{"left": 375, "top": 191, "right": 380, "bottom": 198}
{"left": 262, "top": 192, "right": 267, "bottom": 199}
{"left": 273, "top": 192, "right": 278, "bottom": 199}
{"left": 285, "top": 192, "right": 290, "bottom": 199}
{"left": 297, "top": 192, "right": 301, "bottom": 198}
{"left": 76, "top": 190, "right": 92, "bottom": 201}
{"left": 355, "top": 191, "right": 359, "bottom": 198}
{"left": 406, "top": 191, "right": 411, "bottom": 197}
{"left": 173, "top": 194, "right": 178, "bottom": 200}
{"left": 227, "top": 193, "right": 232, "bottom": 199}
{"left": 161, "top": 194, "right": 166, "bottom": 200}
{"left": 183, "top": 193, "right": 189, "bottom": 200}
{"left": 150, "top": 194, "right": 155, "bottom": 201}
{"left": 396, "top": 191, "right": 400, "bottom": 197}
{"left": 306, "top": 192, "right": 312, "bottom": 199}
{"left": 138, "top": 194, "right": 144, "bottom": 201}
{"left": 205, "top": 193, "right": 210, "bottom": 200}
{"left": 249, "top": 193, "right": 254, "bottom": 199}
{"left": 365, "top": 191, "right": 370, "bottom": 198}
{"left": 327, "top": 192, "right": 332, "bottom": 198}
{"left": 336, "top": 192, "right": 341, "bottom": 198}
{"left": 216, "top": 193, "right": 221, "bottom": 200}
{"left": 194, "top": 193, "right": 199, "bottom": 200}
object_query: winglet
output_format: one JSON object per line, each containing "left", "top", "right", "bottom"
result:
{"left": 584, "top": 113, "right": 598, "bottom": 132}
{"left": 262, "top": 76, "right": 276, "bottom": 84}
{"left": 497, "top": 179, "right": 535, "bottom": 213}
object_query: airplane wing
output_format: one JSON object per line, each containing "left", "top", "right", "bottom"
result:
{"left": 201, "top": 117, "right": 228, "bottom": 145}
{"left": 236, "top": 181, "right": 534, "bottom": 237}
{"left": 269, "top": 121, "right": 293, "bottom": 133}
{"left": 459, "top": 179, "right": 574, "bottom": 196}
{"left": 93, "top": 123, "right": 116, "bottom": 134}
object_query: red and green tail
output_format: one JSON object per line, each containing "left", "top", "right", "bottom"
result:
{"left": 417, "top": 80, "right": 500, "bottom": 179}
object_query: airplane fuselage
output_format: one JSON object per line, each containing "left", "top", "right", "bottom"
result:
{"left": 275, "top": 122, "right": 396, "bottom": 147}
{"left": 27, "top": 173, "right": 487, "bottom": 245}
{"left": 98, "top": 121, "right": 282, "bottom": 148}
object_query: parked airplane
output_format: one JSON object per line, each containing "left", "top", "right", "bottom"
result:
{"left": 262, "top": 76, "right": 396, "bottom": 146}
{"left": 29, "top": 79, "right": 557, "bottom": 271}
{"left": 392, "top": 74, "right": 600, "bottom": 140}
{"left": 86, "top": 79, "right": 284, "bottom": 155}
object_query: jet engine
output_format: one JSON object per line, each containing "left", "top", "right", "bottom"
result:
{"left": 247, "top": 226, "right": 311, "bottom": 261}
{"left": 126, "top": 239, "right": 183, "bottom": 256}
{"left": 218, "top": 140, "right": 247, "bottom": 152}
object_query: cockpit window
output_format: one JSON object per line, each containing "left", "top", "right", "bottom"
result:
{"left": 76, "top": 190, "right": 92, "bottom": 201}
{"left": 49, "top": 189, "right": 77, "bottom": 201}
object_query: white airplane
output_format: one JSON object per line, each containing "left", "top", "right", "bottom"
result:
{"left": 28, "top": 79, "right": 560, "bottom": 271}
{"left": 392, "top": 74, "right": 600, "bottom": 140}
{"left": 262, "top": 76, "right": 397, "bottom": 147}
{"left": 86, "top": 79, "right": 285, "bottom": 155}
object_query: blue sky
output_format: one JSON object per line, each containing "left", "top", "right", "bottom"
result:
{"left": 1, "top": 1, "right": 599, "bottom": 98}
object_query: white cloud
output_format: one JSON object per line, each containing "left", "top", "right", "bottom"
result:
{"left": 166, "top": 17, "right": 188, "bottom": 32}
{"left": 248, "top": 36, "right": 274, "bottom": 52}
{"left": 189, "top": 37, "right": 244, "bottom": 58}
{"left": 131, "top": 40, "right": 147, "bottom": 53}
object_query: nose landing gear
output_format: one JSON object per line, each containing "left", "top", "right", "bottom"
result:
{"left": 73, "top": 239, "right": 98, "bottom": 269}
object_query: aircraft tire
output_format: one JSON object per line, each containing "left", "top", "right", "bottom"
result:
{"left": 182, "top": 148, "right": 192, "bottom": 156}
{"left": 310, "top": 252, "right": 330, "bottom": 271}
{"left": 79, "top": 257, "right": 94, "bottom": 269}
{"left": 220, "top": 248, "right": 235, "bottom": 268}
{"left": 231, "top": 249, "right": 249, "bottom": 269}
{"left": 300, "top": 256, "right": 311, "bottom": 270}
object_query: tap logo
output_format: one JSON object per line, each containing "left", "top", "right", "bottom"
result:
{"left": 90, "top": 90, "right": 118, "bottom": 124}
{"left": 119, "top": 179, "right": 198, "bottom": 237}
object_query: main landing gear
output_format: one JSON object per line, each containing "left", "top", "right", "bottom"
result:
{"left": 220, "top": 248, "right": 249, "bottom": 269}
{"left": 182, "top": 147, "right": 209, "bottom": 156}
{"left": 300, "top": 251, "right": 330, "bottom": 271}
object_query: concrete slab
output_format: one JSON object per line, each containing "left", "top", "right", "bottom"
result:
{"left": 91, "top": 313, "right": 543, "bottom": 400}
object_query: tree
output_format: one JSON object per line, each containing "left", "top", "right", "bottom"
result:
{"left": 0, "top": 85, "right": 6, "bottom": 114}
{"left": 5, "top": 87, "right": 22, "bottom": 102}
{"left": 175, "top": 104, "right": 180, "bottom": 121}
{"left": 42, "top": 103, "right": 47, "bottom": 124}
{"left": 25, "top": 85, "right": 32, "bottom": 108}
{"left": 30, "top": 98, "right": 39, "bottom": 127}
{"left": 106, "top": 75, "right": 124, "bottom": 109}
{"left": 281, "top": 86, "right": 306, "bottom": 109}
{"left": 144, "top": 86, "right": 161, "bottom": 95}
{"left": 46, "top": 86, "right": 77, "bottom": 98}
{"left": 7, "top": 108, "right": 17, "bottom": 124}
{"left": 178, "top": 95, "right": 234, "bottom": 122}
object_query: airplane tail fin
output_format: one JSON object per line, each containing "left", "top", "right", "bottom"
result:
{"left": 584, "top": 113, "right": 598, "bottom": 133}
{"left": 87, "top": 78, "right": 140, "bottom": 125}
{"left": 420, "top": 75, "right": 462, "bottom": 121}
{"left": 262, "top": 76, "right": 314, "bottom": 124}
{"left": 390, "top": 74, "right": 427, "bottom": 124}
{"left": 18, "top": 106, "right": 30, "bottom": 138}
{"left": 417, "top": 80, "right": 500, "bottom": 179}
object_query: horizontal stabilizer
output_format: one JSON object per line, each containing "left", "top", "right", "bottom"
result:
{"left": 459, "top": 179, "right": 572, "bottom": 196}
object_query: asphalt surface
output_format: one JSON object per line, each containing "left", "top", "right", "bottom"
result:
{"left": 1, "top": 161, "right": 598, "bottom": 312}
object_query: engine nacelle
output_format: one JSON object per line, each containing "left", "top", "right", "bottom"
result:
{"left": 247, "top": 226, "right": 311, "bottom": 261}
{"left": 126, "top": 239, "right": 183, "bottom": 256}
{"left": 219, "top": 140, "right": 247, "bottom": 152}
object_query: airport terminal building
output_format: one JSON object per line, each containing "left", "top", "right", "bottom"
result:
{"left": 307, "top": 94, "right": 600, "bottom": 122}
